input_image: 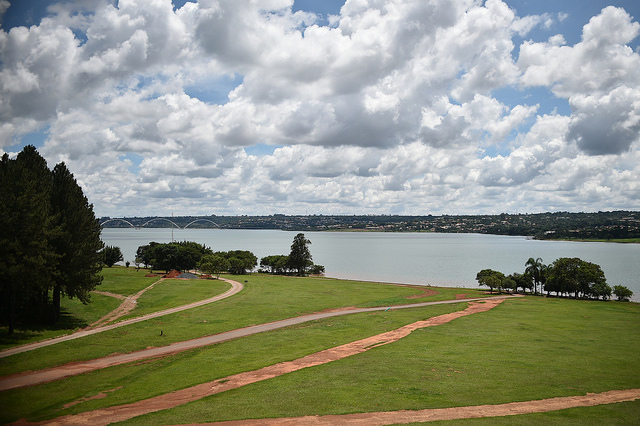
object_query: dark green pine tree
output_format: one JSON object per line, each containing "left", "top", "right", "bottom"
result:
{"left": 288, "top": 233, "right": 313, "bottom": 276}
{"left": 50, "top": 162, "right": 104, "bottom": 321}
{"left": 0, "top": 154, "right": 17, "bottom": 332}
{"left": 0, "top": 146, "right": 56, "bottom": 333}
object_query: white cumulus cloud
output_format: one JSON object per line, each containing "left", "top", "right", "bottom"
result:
{"left": 1, "top": 0, "right": 639, "bottom": 216}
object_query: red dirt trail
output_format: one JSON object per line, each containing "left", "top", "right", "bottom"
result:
{"left": 210, "top": 389, "right": 640, "bottom": 425}
{"left": 12, "top": 298, "right": 640, "bottom": 425}
{"left": 30, "top": 299, "right": 507, "bottom": 425}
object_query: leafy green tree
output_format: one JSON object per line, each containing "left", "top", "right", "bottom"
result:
{"left": 545, "top": 257, "right": 579, "bottom": 297}
{"left": 226, "top": 257, "right": 244, "bottom": 275}
{"left": 515, "top": 271, "right": 534, "bottom": 293}
{"left": 476, "top": 269, "right": 505, "bottom": 293}
{"left": 198, "top": 254, "right": 230, "bottom": 278}
{"left": 49, "top": 162, "right": 104, "bottom": 320}
{"left": 525, "top": 257, "right": 545, "bottom": 295}
{"left": 208, "top": 251, "right": 257, "bottom": 275}
{"left": 591, "top": 281, "right": 612, "bottom": 300}
{"left": 150, "top": 243, "right": 179, "bottom": 272}
{"left": 546, "top": 257, "right": 609, "bottom": 299}
{"left": 503, "top": 274, "right": 518, "bottom": 293}
{"left": 575, "top": 260, "right": 608, "bottom": 299}
{"left": 172, "top": 241, "right": 213, "bottom": 271}
{"left": 260, "top": 255, "right": 290, "bottom": 274}
{"left": 309, "top": 264, "right": 326, "bottom": 275}
{"left": 135, "top": 241, "right": 213, "bottom": 272}
{"left": 288, "top": 233, "right": 313, "bottom": 276}
{"left": 136, "top": 244, "right": 151, "bottom": 269}
{"left": 613, "top": 285, "right": 633, "bottom": 302}
{"left": 102, "top": 245, "right": 124, "bottom": 267}
{"left": 224, "top": 250, "right": 257, "bottom": 274}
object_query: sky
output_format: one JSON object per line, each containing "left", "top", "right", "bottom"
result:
{"left": 1, "top": 0, "right": 639, "bottom": 217}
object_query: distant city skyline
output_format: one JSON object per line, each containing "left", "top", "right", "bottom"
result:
{"left": 1, "top": 0, "right": 639, "bottom": 216}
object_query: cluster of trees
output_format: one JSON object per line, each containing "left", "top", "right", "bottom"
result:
{"left": 134, "top": 241, "right": 258, "bottom": 276}
{"left": 135, "top": 241, "right": 213, "bottom": 272}
{"left": 260, "top": 233, "right": 325, "bottom": 276}
{"left": 476, "top": 257, "right": 634, "bottom": 301}
{"left": 1, "top": 146, "right": 104, "bottom": 333}
{"left": 198, "top": 251, "right": 258, "bottom": 276}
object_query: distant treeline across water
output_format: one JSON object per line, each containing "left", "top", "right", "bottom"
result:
{"left": 100, "top": 211, "right": 640, "bottom": 241}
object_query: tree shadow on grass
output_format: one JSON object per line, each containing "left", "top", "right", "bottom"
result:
{"left": 0, "top": 307, "right": 88, "bottom": 347}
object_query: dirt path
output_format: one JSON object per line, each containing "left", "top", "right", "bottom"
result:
{"left": 91, "top": 291, "right": 127, "bottom": 300}
{"left": 11, "top": 296, "right": 638, "bottom": 425}
{"left": 0, "top": 278, "right": 243, "bottom": 360}
{"left": 208, "top": 389, "right": 640, "bottom": 425}
{"left": 84, "top": 278, "right": 165, "bottom": 330}
{"left": 0, "top": 295, "right": 518, "bottom": 391}
{"left": 33, "top": 299, "right": 519, "bottom": 425}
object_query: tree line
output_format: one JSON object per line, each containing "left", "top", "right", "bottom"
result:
{"left": 476, "top": 257, "right": 634, "bottom": 301}
{"left": 134, "top": 240, "right": 259, "bottom": 276}
{"left": 99, "top": 211, "right": 640, "bottom": 240}
{"left": 1, "top": 146, "right": 104, "bottom": 333}
{"left": 132, "top": 233, "right": 324, "bottom": 278}
{"left": 259, "top": 233, "right": 325, "bottom": 276}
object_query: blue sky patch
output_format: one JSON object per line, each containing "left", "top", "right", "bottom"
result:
{"left": 293, "top": 0, "right": 344, "bottom": 24}
{"left": 245, "top": 143, "right": 283, "bottom": 157}
{"left": 492, "top": 85, "right": 571, "bottom": 117}
{"left": 184, "top": 73, "right": 244, "bottom": 105}
{"left": 10, "top": 125, "right": 50, "bottom": 151}
{"left": 120, "top": 152, "right": 144, "bottom": 175}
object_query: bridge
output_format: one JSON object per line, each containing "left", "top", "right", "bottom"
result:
{"left": 99, "top": 218, "right": 220, "bottom": 230}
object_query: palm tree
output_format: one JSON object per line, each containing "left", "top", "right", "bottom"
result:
{"left": 525, "top": 257, "right": 544, "bottom": 295}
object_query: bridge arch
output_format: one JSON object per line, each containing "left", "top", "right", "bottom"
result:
{"left": 183, "top": 219, "right": 220, "bottom": 229}
{"left": 99, "top": 218, "right": 137, "bottom": 228}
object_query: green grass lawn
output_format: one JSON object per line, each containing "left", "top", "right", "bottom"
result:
{"left": 0, "top": 304, "right": 463, "bottom": 424}
{"left": 118, "top": 297, "right": 640, "bottom": 425}
{"left": 1, "top": 273, "right": 638, "bottom": 425}
{"left": 424, "top": 400, "right": 640, "bottom": 425}
{"left": 118, "top": 278, "right": 230, "bottom": 319}
{"left": 0, "top": 267, "right": 158, "bottom": 349}
{"left": 99, "top": 266, "right": 161, "bottom": 296}
{"left": 0, "top": 293, "right": 123, "bottom": 351}
{"left": 0, "top": 274, "right": 464, "bottom": 376}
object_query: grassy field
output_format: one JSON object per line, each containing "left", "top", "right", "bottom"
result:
{"left": 0, "top": 267, "right": 159, "bottom": 349}
{"left": 118, "top": 297, "right": 640, "bottom": 425}
{"left": 1, "top": 272, "right": 638, "bottom": 424}
{"left": 0, "top": 273, "right": 470, "bottom": 376}
{"left": 118, "top": 277, "right": 230, "bottom": 319}
{"left": 99, "top": 266, "right": 162, "bottom": 296}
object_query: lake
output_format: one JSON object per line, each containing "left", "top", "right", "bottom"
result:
{"left": 101, "top": 228, "right": 640, "bottom": 301}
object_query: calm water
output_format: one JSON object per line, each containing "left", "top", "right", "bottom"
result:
{"left": 101, "top": 228, "right": 640, "bottom": 301}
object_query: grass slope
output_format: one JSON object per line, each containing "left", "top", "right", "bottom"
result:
{"left": 2, "top": 273, "right": 637, "bottom": 425}
{"left": 121, "top": 297, "right": 640, "bottom": 425}
{"left": 118, "top": 277, "right": 230, "bottom": 319}
{"left": 0, "top": 267, "right": 158, "bottom": 349}
{"left": 99, "top": 266, "right": 161, "bottom": 296}
{"left": 0, "top": 304, "right": 463, "bottom": 423}
{"left": 0, "top": 274, "right": 464, "bottom": 375}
